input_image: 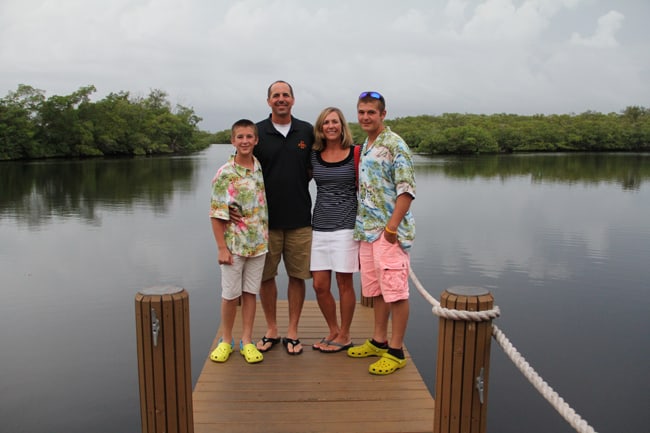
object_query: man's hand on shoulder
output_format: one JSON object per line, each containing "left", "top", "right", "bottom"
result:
{"left": 228, "top": 204, "right": 242, "bottom": 224}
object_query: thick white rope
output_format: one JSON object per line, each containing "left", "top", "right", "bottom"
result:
{"left": 408, "top": 268, "right": 598, "bottom": 433}
{"left": 491, "top": 324, "right": 597, "bottom": 433}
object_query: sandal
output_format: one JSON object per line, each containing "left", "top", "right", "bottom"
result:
{"left": 256, "top": 336, "right": 281, "bottom": 353}
{"left": 369, "top": 352, "right": 407, "bottom": 375}
{"left": 240, "top": 341, "right": 264, "bottom": 364}
{"left": 210, "top": 338, "right": 234, "bottom": 363}
{"left": 312, "top": 337, "right": 330, "bottom": 351}
{"left": 320, "top": 341, "right": 353, "bottom": 353}
{"left": 282, "top": 337, "right": 303, "bottom": 355}
{"left": 347, "top": 339, "right": 388, "bottom": 358}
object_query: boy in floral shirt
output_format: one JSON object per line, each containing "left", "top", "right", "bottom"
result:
{"left": 348, "top": 92, "right": 416, "bottom": 375}
{"left": 209, "top": 119, "right": 268, "bottom": 364}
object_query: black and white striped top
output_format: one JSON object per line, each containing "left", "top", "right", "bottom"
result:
{"left": 311, "top": 147, "right": 358, "bottom": 232}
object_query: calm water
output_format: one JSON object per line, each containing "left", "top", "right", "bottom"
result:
{"left": 1, "top": 146, "right": 648, "bottom": 433}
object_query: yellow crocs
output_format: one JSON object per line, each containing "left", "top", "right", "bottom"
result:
{"left": 369, "top": 352, "right": 407, "bottom": 375}
{"left": 210, "top": 339, "right": 234, "bottom": 363}
{"left": 240, "top": 342, "right": 264, "bottom": 364}
{"left": 347, "top": 339, "right": 388, "bottom": 358}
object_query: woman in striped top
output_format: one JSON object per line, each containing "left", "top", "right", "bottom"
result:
{"left": 310, "top": 107, "right": 359, "bottom": 353}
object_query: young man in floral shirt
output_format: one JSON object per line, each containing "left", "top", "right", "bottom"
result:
{"left": 347, "top": 92, "right": 416, "bottom": 375}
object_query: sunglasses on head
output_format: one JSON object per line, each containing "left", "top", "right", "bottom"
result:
{"left": 359, "top": 91, "right": 384, "bottom": 100}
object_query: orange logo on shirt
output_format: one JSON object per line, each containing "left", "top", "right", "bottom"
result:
{"left": 298, "top": 140, "right": 306, "bottom": 149}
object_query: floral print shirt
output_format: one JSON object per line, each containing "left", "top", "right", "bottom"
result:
{"left": 210, "top": 154, "right": 268, "bottom": 257}
{"left": 354, "top": 126, "right": 416, "bottom": 250}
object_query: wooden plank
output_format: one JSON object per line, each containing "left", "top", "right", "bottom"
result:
{"left": 433, "top": 291, "right": 446, "bottom": 433}
{"left": 151, "top": 296, "right": 167, "bottom": 432}
{"left": 460, "top": 295, "right": 478, "bottom": 433}
{"left": 141, "top": 296, "right": 156, "bottom": 433}
{"left": 475, "top": 294, "right": 494, "bottom": 433}
{"left": 134, "top": 294, "right": 148, "bottom": 433}
{"left": 450, "top": 294, "right": 467, "bottom": 433}
{"left": 192, "top": 300, "right": 435, "bottom": 433}
{"left": 174, "top": 291, "right": 193, "bottom": 431}
{"left": 162, "top": 294, "right": 179, "bottom": 433}
{"left": 437, "top": 293, "right": 456, "bottom": 433}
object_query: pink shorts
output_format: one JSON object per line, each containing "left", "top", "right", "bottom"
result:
{"left": 359, "top": 236, "right": 410, "bottom": 303}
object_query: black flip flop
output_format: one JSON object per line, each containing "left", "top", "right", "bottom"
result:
{"left": 257, "top": 336, "right": 281, "bottom": 353}
{"left": 282, "top": 337, "right": 303, "bottom": 355}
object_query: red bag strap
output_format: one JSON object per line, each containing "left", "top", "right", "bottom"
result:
{"left": 354, "top": 145, "right": 361, "bottom": 188}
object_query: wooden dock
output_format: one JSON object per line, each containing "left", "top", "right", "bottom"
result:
{"left": 192, "top": 300, "right": 435, "bottom": 433}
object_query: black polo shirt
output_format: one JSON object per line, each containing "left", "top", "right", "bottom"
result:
{"left": 254, "top": 115, "right": 314, "bottom": 230}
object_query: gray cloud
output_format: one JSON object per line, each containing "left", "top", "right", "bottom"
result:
{"left": 1, "top": 0, "right": 648, "bottom": 131}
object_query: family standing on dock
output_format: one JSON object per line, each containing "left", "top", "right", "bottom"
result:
{"left": 209, "top": 81, "right": 416, "bottom": 375}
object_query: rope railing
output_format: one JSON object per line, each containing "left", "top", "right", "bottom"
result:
{"left": 408, "top": 268, "right": 598, "bottom": 433}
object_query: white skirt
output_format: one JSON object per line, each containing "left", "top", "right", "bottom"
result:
{"left": 310, "top": 229, "right": 360, "bottom": 273}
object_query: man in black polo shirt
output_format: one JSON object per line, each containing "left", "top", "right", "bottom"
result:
{"left": 253, "top": 80, "right": 314, "bottom": 355}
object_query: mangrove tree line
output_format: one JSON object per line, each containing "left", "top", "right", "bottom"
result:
{"left": 385, "top": 107, "right": 650, "bottom": 154}
{"left": 212, "top": 106, "right": 650, "bottom": 154}
{"left": 3, "top": 84, "right": 649, "bottom": 160}
{"left": 0, "top": 84, "right": 211, "bottom": 160}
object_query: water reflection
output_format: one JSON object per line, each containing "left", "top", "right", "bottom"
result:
{"left": 0, "top": 156, "right": 200, "bottom": 227}
{"left": 2, "top": 152, "right": 646, "bottom": 229}
{"left": 413, "top": 152, "right": 650, "bottom": 190}
{"left": 411, "top": 171, "right": 649, "bottom": 285}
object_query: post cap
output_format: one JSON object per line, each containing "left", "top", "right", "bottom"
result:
{"left": 446, "top": 286, "right": 490, "bottom": 296}
{"left": 138, "top": 286, "right": 184, "bottom": 296}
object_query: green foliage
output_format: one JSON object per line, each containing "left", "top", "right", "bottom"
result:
{"left": 213, "top": 130, "right": 231, "bottom": 144}
{"left": 0, "top": 85, "right": 44, "bottom": 159}
{"left": 379, "top": 108, "right": 650, "bottom": 154}
{"left": 0, "top": 85, "right": 207, "bottom": 160}
{"left": 3, "top": 84, "right": 648, "bottom": 160}
{"left": 340, "top": 108, "right": 650, "bottom": 154}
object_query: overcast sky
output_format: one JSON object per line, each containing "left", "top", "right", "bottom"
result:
{"left": 1, "top": 0, "right": 648, "bottom": 131}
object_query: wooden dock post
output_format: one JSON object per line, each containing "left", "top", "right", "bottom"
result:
{"left": 135, "top": 286, "right": 193, "bottom": 433}
{"left": 434, "top": 286, "right": 494, "bottom": 433}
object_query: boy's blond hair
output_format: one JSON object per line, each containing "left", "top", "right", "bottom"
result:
{"left": 231, "top": 119, "right": 258, "bottom": 137}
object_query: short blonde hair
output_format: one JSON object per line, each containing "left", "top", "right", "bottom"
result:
{"left": 231, "top": 119, "right": 258, "bottom": 137}
{"left": 313, "top": 107, "right": 354, "bottom": 151}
